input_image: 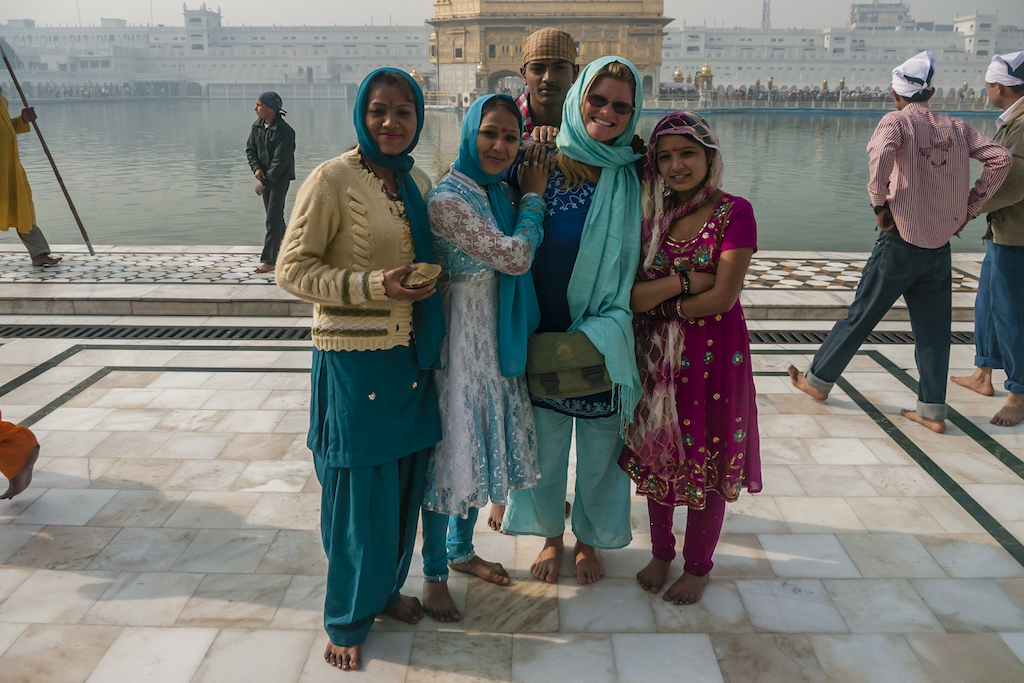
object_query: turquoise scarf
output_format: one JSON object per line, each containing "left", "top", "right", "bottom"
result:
{"left": 354, "top": 68, "right": 446, "bottom": 370}
{"left": 452, "top": 95, "right": 540, "bottom": 377}
{"left": 555, "top": 56, "right": 644, "bottom": 426}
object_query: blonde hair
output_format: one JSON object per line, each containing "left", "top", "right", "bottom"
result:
{"left": 555, "top": 61, "right": 637, "bottom": 190}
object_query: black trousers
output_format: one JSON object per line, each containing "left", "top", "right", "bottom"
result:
{"left": 260, "top": 180, "right": 290, "bottom": 265}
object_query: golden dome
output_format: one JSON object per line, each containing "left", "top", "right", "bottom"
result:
{"left": 672, "top": 67, "right": 683, "bottom": 82}
{"left": 700, "top": 60, "right": 713, "bottom": 75}
{"left": 410, "top": 69, "right": 421, "bottom": 80}
{"left": 476, "top": 63, "right": 487, "bottom": 74}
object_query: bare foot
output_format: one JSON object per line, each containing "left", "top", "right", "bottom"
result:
{"left": 991, "top": 393, "right": 1024, "bottom": 427}
{"left": 385, "top": 594, "right": 423, "bottom": 624}
{"left": 449, "top": 555, "right": 509, "bottom": 585}
{"left": 531, "top": 536, "right": 564, "bottom": 583}
{"left": 1, "top": 446, "right": 38, "bottom": 500}
{"left": 487, "top": 503, "right": 505, "bottom": 532}
{"left": 788, "top": 365, "right": 828, "bottom": 401}
{"left": 900, "top": 409, "right": 946, "bottom": 433}
{"left": 636, "top": 557, "right": 671, "bottom": 593}
{"left": 253, "top": 262, "right": 274, "bottom": 274}
{"left": 324, "top": 642, "right": 361, "bottom": 671}
{"left": 421, "top": 581, "right": 461, "bottom": 622}
{"left": 574, "top": 542, "right": 604, "bottom": 585}
{"left": 951, "top": 367, "right": 995, "bottom": 396}
{"left": 663, "top": 571, "right": 710, "bottom": 605}
{"left": 30, "top": 253, "right": 62, "bottom": 267}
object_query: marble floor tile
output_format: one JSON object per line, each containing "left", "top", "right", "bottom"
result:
{"left": 299, "top": 631, "right": 412, "bottom": 683}
{"left": 37, "top": 430, "right": 112, "bottom": 458}
{"left": 271, "top": 575, "right": 326, "bottom": 630}
{"left": 232, "top": 460, "right": 314, "bottom": 492}
{"left": 92, "top": 370, "right": 164, "bottom": 389}
{"left": 0, "top": 623, "right": 27, "bottom": 658}
{"left": 557, "top": 578, "right": 656, "bottom": 632}
{"left": 199, "top": 372, "right": 264, "bottom": 390}
{"left": 650, "top": 578, "right": 752, "bottom": 633}
{"left": 722, "top": 495, "right": 790, "bottom": 534}
{"left": 463, "top": 576, "right": 558, "bottom": 633}
{"left": 711, "top": 633, "right": 828, "bottom": 683}
{"left": 161, "top": 460, "right": 246, "bottom": 491}
{"left": 254, "top": 373, "right": 310, "bottom": 391}
{"left": 773, "top": 497, "right": 867, "bottom": 534}
{"left": 0, "top": 489, "right": 46, "bottom": 524}
{"left": 767, "top": 393, "right": 838, "bottom": 415}
{"left": 511, "top": 633, "right": 615, "bottom": 683}
{"left": 0, "top": 569, "right": 115, "bottom": 624}
{"left": 711, "top": 534, "right": 775, "bottom": 579}
{"left": 735, "top": 579, "right": 848, "bottom": 633}
{"left": 808, "top": 634, "right": 932, "bottom": 683}
{"left": 218, "top": 432, "right": 297, "bottom": 460}
{"left": 788, "top": 465, "right": 879, "bottom": 497}
{"left": 151, "top": 432, "right": 232, "bottom": 459}
{"left": 83, "top": 625, "right": 218, "bottom": 683}
{"left": 6, "top": 525, "right": 119, "bottom": 570}
{"left": 997, "top": 578, "right": 1024, "bottom": 612}
{"left": 82, "top": 571, "right": 205, "bottom": 626}
{"left": 146, "top": 388, "right": 218, "bottom": 410}
{"left": 146, "top": 372, "right": 214, "bottom": 389}
{"left": 405, "top": 632, "right": 512, "bottom": 683}
{"left": 917, "top": 496, "right": 987, "bottom": 534}
{"left": 15, "top": 488, "right": 117, "bottom": 526}
{"left": 202, "top": 389, "right": 272, "bottom": 410}
{"left": 213, "top": 409, "right": 285, "bottom": 433}
{"left": 170, "top": 528, "right": 277, "bottom": 573}
{"left": 835, "top": 533, "right": 947, "bottom": 578}
{"left": 757, "top": 534, "right": 861, "bottom": 578}
{"left": 0, "top": 567, "right": 35, "bottom": 605}
{"left": 812, "top": 415, "right": 888, "bottom": 439}
{"left": 0, "top": 525, "right": 44, "bottom": 564}
{"left": 962, "top": 484, "right": 1024, "bottom": 522}
{"left": 244, "top": 492, "right": 319, "bottom": 530}
{"left": 928, "top": 451, "right": 1024, "bottom": 485}
{"left": 86, "top": 431, "right": 171, "bottom": 459}
{"left": 90, "top": 388, "right": 165, "bottom": 409}
{"left": 801, "top": 438, "right": 882, "bottom": 465}
{"left": 152, "top": 410, "right": 230, "bottom": 434}
{"left": 257, "top": 529, "right": 328, "bottom": 575}
{"left": 89, "top": 458, "right": 181, "bottom": 489}
{"left": 162, "top": 491, "right": 261, "bottom": 528}
{"left": 824, "top": 579, "right": 944, "bottom": 633}
{"left": 191, "top": 628, "right": 314, "bottom": 683}
{"left": 275, "top": 410, "right": 311, "bottom": 433}
{"left": 0, "top": 623, "right": 122, "bottom": 683}
{"left": 917, "top": 534, "right": 1024, "bottom": 578}
{"left": 998, "top": 632, "right": 1024, "bottom": 666}
{"left": 846, "top": 497, "right": 946, "bottom": 534}
{"left": 860, "top": 438, "right": 918, "bottom": 466}
{"left": 175, "top": 573, "right": 291, "bottom": 627}
{"left": 911, "top": 578, "right": 1024, "bottom": 632}
{"left": 759, "top": 466, "right": 807, "bottom": 496}
{"left": 906, "top": 633, "right": 1024, "bottom": 683}
{"left": 758, "top": 437, "right": 816, "bottom": 466}
{"left": 597, "top": 532, "right": 657, "bottom": 580}
{"left": 613, "top": 633, "right": 724, "bottom": 683}
{"left": 260, "top": 390, "right": 310, "bottom": 411}
{"left": 32, "top": 457, "right": 115, "bottom": 489}
{"left": 31, "top": 407, "right": 115, "bottom": 432}
{"left": 86, "top": 527, "right": 197, "bottom": 571}
{"left": 760, "top": 415, "right": 830, "bottom": 438}
{"left": 858, "top": 465, "right": 948, "bottom": 497}
{"left": 86, "top": 490, "right": 188, "bottom": 527}
{"left": 93, "top": 408, "right": 170, "bottom": 432}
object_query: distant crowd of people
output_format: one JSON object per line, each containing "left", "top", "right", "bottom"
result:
{"left": 4, "top": 81, "right": 140, "bottom": 100}
{"left": 2, "top": 24, "right": 1023, "bottom": 677}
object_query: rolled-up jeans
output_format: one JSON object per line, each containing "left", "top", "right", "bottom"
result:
{"left": 974, "top": 242, "right": 1024, "bottom": 395}
{"left": 421, "top": 507, "right": 479, "bottom": 582}
{"left": 806, "top": 228, "right": 952, "bottom": 421}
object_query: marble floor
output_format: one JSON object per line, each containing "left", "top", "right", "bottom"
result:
{"left": 1, "top": 336, "right": 1023, "bottom": 683}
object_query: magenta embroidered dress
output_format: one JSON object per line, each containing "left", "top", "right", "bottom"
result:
{"left": 620, "top": 193, "right": 762, "bottom": 509}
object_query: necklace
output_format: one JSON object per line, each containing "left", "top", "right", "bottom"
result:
{"left": 360, "top": 155, "right": 413, "bottom": 252}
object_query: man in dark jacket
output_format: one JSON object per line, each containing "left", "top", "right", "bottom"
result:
{"left": 246, "top": 91, "right": 295, "bottom": 273}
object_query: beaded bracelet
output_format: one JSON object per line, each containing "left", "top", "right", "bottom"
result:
{"left": 678, "top": 270, "right": 690, "bottom": 295}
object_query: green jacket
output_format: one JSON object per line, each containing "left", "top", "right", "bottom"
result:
{"left": 981, "top": 101, "right": 1024, "bottom": 246}
{"left": 245, "top": 116, "right": 296, "bottom": 187}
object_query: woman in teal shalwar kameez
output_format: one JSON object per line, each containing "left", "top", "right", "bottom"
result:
{"left": 276, "top": 68, "right": 446, "bottom": 672}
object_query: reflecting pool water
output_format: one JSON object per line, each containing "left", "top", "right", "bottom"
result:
{"left": 13, "top": 99, "right": 999, "bottom": 251}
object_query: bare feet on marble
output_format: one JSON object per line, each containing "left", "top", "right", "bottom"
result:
{"left": 992, "top": 392, "right": 1024, "bottom": 427}
{"left": 636, "top": 557, "right": 671, "bottom": 593}
{"left": 788, "top": 365, "right": 828, "bottom": 401}
{"left": 574, "top": 542, "right": 604, "bottom": 585}
{"left": 324, "top": 642, "right": 361, "bottom": 671}
{"left": 663, "top": 571, "right": 710, "bottom": 605}
{"left": 899, "top": 409, "right": 946, "bottom": 433}
{"left": 385, "top": 594, "right": 423, "bottom": 624}
{"left": 421, "top": 581, "right": 461, "bottom": 622}
{"left": 254, "top": 262, "right": 274, "bottom": 274}
{"left": 951, "top": 367, "right": 995, "bottom": 396}
{"left": 1, "top": 445, "right": 38, "bottom": 500}
{"left": 449, "top": 555, "right": 510, "bottom": 585}
{"left": 531, "top": 536, "right": 564, "bottom": 583}
{"left": 487, "top": 503, "right": 505, "bottom": 531}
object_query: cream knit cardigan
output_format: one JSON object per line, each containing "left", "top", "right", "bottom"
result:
{"left": 275, "top": 147, "right": 432, "bottom": 352}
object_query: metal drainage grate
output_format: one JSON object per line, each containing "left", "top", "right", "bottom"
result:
{"left": 0, "top": 325, "right": 976, "bottom": 345}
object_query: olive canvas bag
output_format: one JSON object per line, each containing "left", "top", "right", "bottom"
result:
{"left": 526, "top": 331, "right": 613, "bottom": 399}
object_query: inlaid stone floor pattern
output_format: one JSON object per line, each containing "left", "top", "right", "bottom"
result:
{"left": 0, "top": 338, "right": 1023, "bottom": 682}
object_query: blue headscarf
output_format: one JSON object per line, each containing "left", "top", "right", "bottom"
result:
{"left": 556, "top": 56, "right": 644, "bottom": 429}
{"left": 354, "top": 68, "right": 445, "bottom": 370}
{"left": 452, "top": 94, "right": 540, "bottom": 377}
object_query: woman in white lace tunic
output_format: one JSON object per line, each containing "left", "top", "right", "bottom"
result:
{"left": 419, "top": 94, "right": 551, "bottom": 622}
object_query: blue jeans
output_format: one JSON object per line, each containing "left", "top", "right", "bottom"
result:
{"left": 975, "top": 242, "right": 1024, "bottom": 395}
{"left": 420, "top": 507, "right": 479, "bottom": 582}
{"left": 806, "top": 229, "right": 952, "bottom": 420}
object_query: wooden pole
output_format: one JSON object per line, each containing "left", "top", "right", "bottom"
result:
{"left": 1, "top": 44, "right": 95, "bottom": 255}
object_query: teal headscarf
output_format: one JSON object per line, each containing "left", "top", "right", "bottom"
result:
{"left": 555, "top": 56, "right": 644, "bottom": 428}
{"left": 354, "top": 68, "right": 445, "bottom": 370}
{"left": 452, "top": 94, "right": 540, "bottom": 377}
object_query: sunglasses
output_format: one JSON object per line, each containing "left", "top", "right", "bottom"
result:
{"left": 585, "top": 93, "right": 634, "bottom": 116}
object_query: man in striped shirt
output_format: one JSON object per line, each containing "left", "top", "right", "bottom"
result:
{"left": 790, "top": 51, "right": 1012, "bottom": 433}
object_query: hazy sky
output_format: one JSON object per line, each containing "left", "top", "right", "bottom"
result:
{"left": 11, "top": 0, "right": 1024, "bottom": 31}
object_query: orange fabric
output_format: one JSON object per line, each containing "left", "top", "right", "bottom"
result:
{"left": 0, "top": 410, "right": 37, "bottom": 479}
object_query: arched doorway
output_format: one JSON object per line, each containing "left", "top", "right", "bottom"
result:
{"left": 487, "top": 70, "right": 523, "bottom": 95}
{"left": 186, "top": 81, "right": 202, "bottom": 96}
{"left": 642, "top": 74, "right": 653, "bottom": 96}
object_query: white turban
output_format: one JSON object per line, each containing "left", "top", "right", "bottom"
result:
{"left": 986, "top": 52, "right": 1024, "bottom": 87}
{"left": 892, "top": 50, "right": 936, "bottom": 98}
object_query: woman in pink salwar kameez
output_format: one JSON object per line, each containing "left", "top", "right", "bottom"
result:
{"left": 620, "top": 111, "right": 761, "bottom": 605}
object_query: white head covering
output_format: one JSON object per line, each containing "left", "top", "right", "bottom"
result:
{"left": 986, "top": 52, "right": 1024, "bottom": 87}
{"left": 892, "top": 50, "right": 936, "bottom": 98}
